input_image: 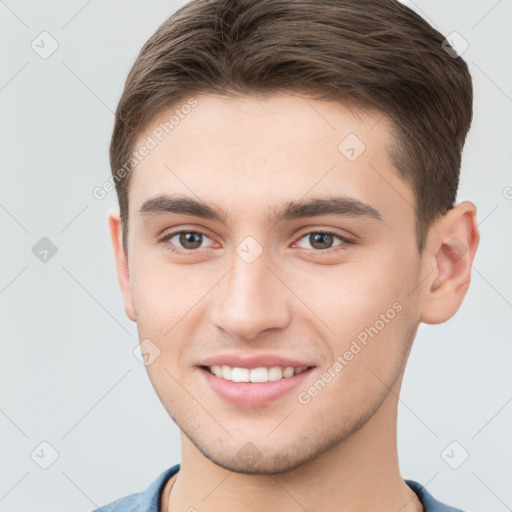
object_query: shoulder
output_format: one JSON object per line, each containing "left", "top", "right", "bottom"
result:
{"left": 90, "top": 464, "right": 180, "bottom": 512}
{"left": 406, "top": 480, "right": 467, "bottom": 512}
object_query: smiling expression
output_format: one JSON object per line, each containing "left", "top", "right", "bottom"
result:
{"left": 119, "top": 92, "right": 425, "bottom": 474}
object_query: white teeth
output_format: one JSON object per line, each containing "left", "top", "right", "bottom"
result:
{"left": 221, "top": 365, "right": 232, "bottom": 380}
{"left": 231, "top": 367, "right": 250, "bottom": 382}
{"left": 249, "top": 367, "right": 268, "bottom": 382}
{"left": 282, "top": 367, "right": 294, "bottom": 378}
{"left": 268, "top": 366, "right": 283, "bottom": 381}
{"left": 207, "top": 365, "right": 308, "bottom": 383}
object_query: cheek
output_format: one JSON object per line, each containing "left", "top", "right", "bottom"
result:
{"left": 294, "top": 253, "right": 417, "bottom": 378}
{"left": 302, "top": 306, "right": 412, "bottom": 420}
{"left": 129, "top": 248, "right": 207, "bottom": 326}
{"left": 325, "top": 295, "right": 409, "bottom": 383}
{"left": 301, "top": 260, "right": 407, "bottom": 336}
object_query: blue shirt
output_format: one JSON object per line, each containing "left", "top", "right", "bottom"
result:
{"left": 91, "top": 464, "right": 465, "bottom": 512}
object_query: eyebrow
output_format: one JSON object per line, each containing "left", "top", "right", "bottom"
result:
{"left": 138, "top": 194, "right": 383, "bottom": 224}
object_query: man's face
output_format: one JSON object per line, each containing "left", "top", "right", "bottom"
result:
{"left": 124, "top": 93, "right": 424, "bottom": 473}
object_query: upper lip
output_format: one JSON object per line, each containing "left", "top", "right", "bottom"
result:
{"left": 199, "top": 354, "right": 315, "bottom": 369}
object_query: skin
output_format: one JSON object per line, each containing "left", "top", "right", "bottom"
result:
{"left": 108, "top": 93, "right": 479, "bottom": 512}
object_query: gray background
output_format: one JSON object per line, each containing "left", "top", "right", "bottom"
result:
{"left": 1, "top": 1, "right": 511, "bottom": 511}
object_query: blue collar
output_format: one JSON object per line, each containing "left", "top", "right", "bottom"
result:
{"left": 105, "top": 464, "right": 465, "bottom": 512}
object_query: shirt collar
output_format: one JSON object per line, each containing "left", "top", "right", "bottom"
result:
{"left": 136, "top": 465, "right": 464, "bottom": 512}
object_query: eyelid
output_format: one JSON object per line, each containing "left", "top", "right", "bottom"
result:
{"left": 293, "top": 228, "right": 355, "bottom": 252}
{"left": 158, "top": 226, "right": 356, "bottom": 257}
{"left": 158, "top": 227, "right": 216, "bottom": 253}
{"left": 294, "top": 226, "right": 354, "bottom": 240}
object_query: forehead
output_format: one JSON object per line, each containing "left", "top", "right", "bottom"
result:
{"left": 129, "top": 93, "right": 414, "bottom": 227}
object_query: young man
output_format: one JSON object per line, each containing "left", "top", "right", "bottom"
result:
{"left": 98, "top": 0, "right": 479, "bottom": 510}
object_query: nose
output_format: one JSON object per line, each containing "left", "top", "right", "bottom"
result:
{"left": 209, "top": 250, "right": 292, "bottom": 342}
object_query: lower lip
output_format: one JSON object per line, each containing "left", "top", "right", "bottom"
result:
{"left": 199, "top": 367, "right": 314, "bottom": 407}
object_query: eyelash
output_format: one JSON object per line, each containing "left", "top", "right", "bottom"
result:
{"left": 158, "top": 228, "right": 355, "bottom": 255}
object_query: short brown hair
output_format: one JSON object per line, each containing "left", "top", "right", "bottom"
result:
{"left": 110, "top": 0, "right": 473, "bottom": 255}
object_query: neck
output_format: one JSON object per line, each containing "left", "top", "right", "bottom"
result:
{"left": 161, "top": 376, "right": 423, "bottom": 512}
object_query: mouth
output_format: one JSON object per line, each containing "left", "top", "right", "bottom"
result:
{"left": 198, "top": 364, "right": 315, "bottom": 407}
{"left": 202, "top": 364, "right": 311, "bottom": 382}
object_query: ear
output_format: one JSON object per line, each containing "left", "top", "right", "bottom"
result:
{"left": 419, "top": 201, "right": 480, "bottom": 324}
{"left": 107, "top": 208, "right": 136, "bottom": 322}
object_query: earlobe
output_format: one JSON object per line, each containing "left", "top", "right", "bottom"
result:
{"left": 107, "top": 209, "right": 136, "bottom": 322}
{"left": 420, "top": 201, "right": 480, "bottom": 324}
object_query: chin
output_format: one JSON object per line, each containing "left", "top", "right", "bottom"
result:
{"left": 183, "top": 421, "right": 359, "bottom": 475}
{"left": 198, "top": 446, "right": 314, "bottom": 475}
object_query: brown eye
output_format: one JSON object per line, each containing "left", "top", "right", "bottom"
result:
{"left": 308, "top": 232, "right": 335, "bottom": 250}
{"left": 163, "top": 230, "right": 215, "bottom": 252}
{"left": 178, "top": 232, "right": 203, "bottom": 249}
{"left": 296, "top": 231, "right": 349, "bottom": 251}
